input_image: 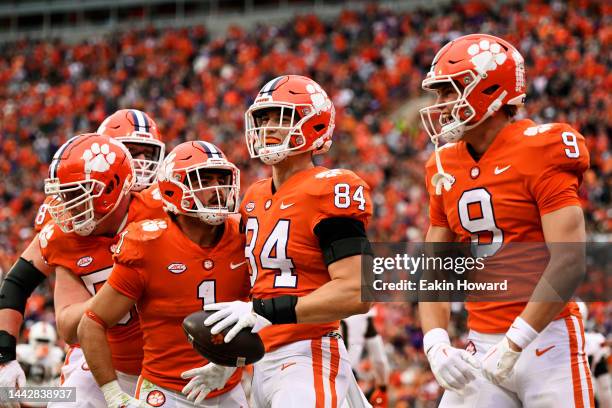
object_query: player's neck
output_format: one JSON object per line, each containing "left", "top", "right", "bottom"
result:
{"left": 174, "top": 214, "right": 224, "bottom": 248}
{"left": 92, "top": 194, "right": 132, "bottom": 237}
{"left": 271, "top": 153, "right": 314, "bottom": 191}
{"left": 463, "top": 115, "right": 512, "bottom": 156}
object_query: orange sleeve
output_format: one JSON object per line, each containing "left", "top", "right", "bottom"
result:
{"left": 532, "top": 171, "right": 582, "bottom": 215}
{"left": 107, "top": 263, "right": 145, "bottom": 301}
{"left": 308, "top": 170, "right": 373, "bottom": 232}
{"left": 523, "top": 123, "right": 589, "bottom": 215}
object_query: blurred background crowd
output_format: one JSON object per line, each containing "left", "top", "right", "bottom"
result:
{"left": 0, "top": 0, "right": 609, "bottom": 406}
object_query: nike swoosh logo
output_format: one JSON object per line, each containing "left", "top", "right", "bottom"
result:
{"left": 280, "top": 202, "right": 294, "bottom": 210}
{"left": 535, "top": 345, "right": 555, "bottom": 356}
{"left": 281, "top": 362, "right": 296, "bottom": 371}
{"left": 494, "top": 165, "right": 511, "bottom": 175}
{"left": 230, "top": 261, "right": 247, "bottom": 270}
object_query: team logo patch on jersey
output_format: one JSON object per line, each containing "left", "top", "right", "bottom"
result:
{"left": 203, "top": 259, "right": 214, "bottom": 270}
{"left": 146, "top": 390, "right": 166, "bottom": 407}
{"left": 77, "top": 256, "right": 93, "bottom": 268}
{"left": 245, "top": 201, "right": 255, "bottom": 212}
{"left": 167, "top": 263, "right": 187, "bottom": 274}
{"left": 470, "top": 166, "right": 480, "bottom": 179}
{"left": 264, "top": 200, "right": 272, "bottom": 210}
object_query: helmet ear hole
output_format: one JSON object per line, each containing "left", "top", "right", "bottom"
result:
{"left": 483, "top": 85, "right": 500, "bottom": 95}
{"left": 313, "top": 124, "right": 325, "bottom": 132}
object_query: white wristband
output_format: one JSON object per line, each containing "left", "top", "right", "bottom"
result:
{"left": 423, "top": 328, "right": 450, "bottom": 354}
{"left": 506, "top": 317, "right": 538, "bottom": 349}
{"left": 100, "top": 380, "right": 122, "bottom": 404}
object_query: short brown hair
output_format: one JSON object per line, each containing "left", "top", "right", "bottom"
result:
{"left": 502, "top": 105, "right": 518, "bottom": 118}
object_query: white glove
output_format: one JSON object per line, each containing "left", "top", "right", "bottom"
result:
{"left": 0, "top": 360, "right": 26, "bottom": 408}
{"left": 481, "top": 337, "right": 521, "bottom": 385}
{"left": 101, "top": 380, "right": 149, "bottom": 408}
{"left": 204, "top": 301, "right": 271, "bottom": 343}
{"left": 424, "top": 328, "right": 480, "bottom": 393}
{"left": 181, "top": 363, "right": 236, "bottom": 403}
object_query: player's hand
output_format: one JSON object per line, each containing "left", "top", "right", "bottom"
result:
{"left": 369, "top": 386, "right": 388, "bottom": 408}
{"left": 0, "top": 360, "right": 26, "bottom": 408}
{"left": 204, "top": 301, "right": 271, "bottom": 343}
{"left": 426, "top": 342, "right": 481, "bottom": 393}
{"left": 100, "top": 380, "right": 149, "bottom": 408}
{"left": 181, "top": 363, "right": 236, "bottom": 403}
{"left": 481, "top": 337, "right": 521, "bottom": 385}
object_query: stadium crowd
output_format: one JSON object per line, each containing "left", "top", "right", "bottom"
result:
{"left": 0, "top": 0, "right": 609, "bottom": 405}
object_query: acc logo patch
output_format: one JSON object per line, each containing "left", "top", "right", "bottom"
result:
{"left": 245, "top": 201, "right": 255, "bottom": 212}
{"left": 167, "top": 263, "right": 187, "bottom": 274}
{"left": 77, "top": 256, "right": 93, "bottom": 268}
{"left": 146, "top": 390, "right": 166, "bottom": 407}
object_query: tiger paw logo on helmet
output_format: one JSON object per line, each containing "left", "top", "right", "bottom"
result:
{"left": 81, "top": 142, "right": 116, "bottom": 173}
{"left": 468, "top": 39, "right": 507, "bottom": 74}
{"left": 39, "top": 224, "right": 54, "bottom": 249}
{"left": 306, "top": 83, "right": 332, "bottom": 112}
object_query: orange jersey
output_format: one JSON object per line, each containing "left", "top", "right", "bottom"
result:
{"left": 108, "top": 216, "right": 250, "bottom": 394}
{"left": 39, "top": 186, "right": 164, "bottom": 374}
{"left": 33, "top": 196, "right": 54, "bottom": 232}
{"left": 426, "top": 120, "right": 589, "bottom": 333}
{"left": 241, "top": 166, "right": 373, "bottom": 351}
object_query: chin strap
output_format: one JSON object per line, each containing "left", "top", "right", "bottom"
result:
{"left": 431, "top": 136, "right": 454, "bottom": 195}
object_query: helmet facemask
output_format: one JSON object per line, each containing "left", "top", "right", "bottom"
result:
{"left": 245, "top": 104, "right": 313, "bottom": 165}
{"left": 420, "top": 70, "right": 481, "bottom": 144}
{"left": 163, "top": 160, "right": 240, "bottom": 225}
{"left": 44, "top": 179, "right": 105, "bottom": 236}
{"left": 118, "top": 135, "right": 165, "bottom": 191}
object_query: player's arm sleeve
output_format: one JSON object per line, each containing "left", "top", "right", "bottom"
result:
{"left": 107, "top": 263, "right": 145, "bottom": 301}
{"left": 0, "top": 258, "right": 47, "bottom": 314}
{"left": 108, "top": 228, "right": 148, "bottom": 300}
{"left": 528, "top": 125, "right": 590, "bottom": 215}
{"left": 310, "top": 171, "right": 374, "bottom": 266}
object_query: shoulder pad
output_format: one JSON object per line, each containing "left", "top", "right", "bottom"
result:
{"left": 113, "top": 219, "right": 169, "bottom": 265}
{"left": 518, "top": 122, "right": 589, "bottom": 177}
{"left": 307, "top": 169, "right": 372, "bottom": 224}
{"left": 309, "top": 169, "right": 368, "bottom": 197}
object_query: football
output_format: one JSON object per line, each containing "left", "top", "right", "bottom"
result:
{"left": 182, "top": 310, "right": 266, "bottom": 367}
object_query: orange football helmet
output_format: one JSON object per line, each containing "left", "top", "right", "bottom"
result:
{"left": 44, "top": 133, "right": 134, "bottom": 236}
{"left": 157, "top": 141, "right": 239, "bottom": 225}
{"left": 97, "top": 109, "right": 165, "bottom": 190}
{"left": 245, "top": 75, "right": 335, "bottom": 164}
{"left": 420, "top": 34, "right": 526, "bottom": 144}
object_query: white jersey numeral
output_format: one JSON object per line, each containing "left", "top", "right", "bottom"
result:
{"left": 458, "top": 188, "right": 504, "bottom": 257}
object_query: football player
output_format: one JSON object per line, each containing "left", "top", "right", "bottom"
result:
{"left": 77, "top": 141, "right": 250, "bottom": 407}
{"left": 342, "top": 308, "right": 390, "bottom": 407}
{"left": 0, "top": 109, "right": 165, "bottom": 400}
{"left": 42, "top": 132, "right": 165, "bottom": 407}
{"left": 188, "top": 75, "right": 374, "bottom": 407}
{"left": 418, "top": 34, "right": 593, "bottom": 407}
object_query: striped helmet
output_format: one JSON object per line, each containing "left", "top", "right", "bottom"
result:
{"left": 157, "top": 141, "right": 239, "bottom": 225}
{"left": 44, "top": 133, "right": 134, "bottom": 236}
{"left": 97, "top": 109, "right": 165, "bottom": 191}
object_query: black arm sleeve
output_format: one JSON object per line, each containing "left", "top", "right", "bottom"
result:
{"left": 0, "top": 257, "right": 47, "bottom": 314}
{"left": 314, "top": 217, "right": 373, "bottom": 266}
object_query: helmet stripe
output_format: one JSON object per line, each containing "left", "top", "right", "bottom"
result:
{"left": 49, "top": 135, "right": 80, "bottom": 178}
{"left": 260, "top": 76, "right": 284, "bottom": 96}
{"left": 198, "top": 141, "right": 222, "bottom": 159}
{"left": 130, "top": 109, "right": 148, "bottom": 132}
